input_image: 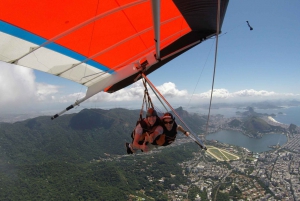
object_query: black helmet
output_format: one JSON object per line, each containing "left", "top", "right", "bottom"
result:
{"left": 146, "top": 108, "right": 157, "bottom": 117}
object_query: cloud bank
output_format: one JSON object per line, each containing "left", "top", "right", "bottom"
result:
{"left": 0, "top": 63, "right": 299, "bottom": 114}
{"left": 0, "top": 63, "right": 60, "bottom": 113}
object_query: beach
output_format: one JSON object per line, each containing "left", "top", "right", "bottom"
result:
{"left": 265, "top": 116, "right": 289, "bottom": 129}
{"left": 268, "top": 116, "right": 282, "bottom": 124}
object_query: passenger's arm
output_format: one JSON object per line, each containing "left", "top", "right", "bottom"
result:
{"left": 177, "top": 125, "right": 189, "bottom": 137}
{"left": 132, "top": 124, "right": 143, "bottom": 149}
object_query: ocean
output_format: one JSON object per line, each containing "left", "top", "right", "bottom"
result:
{"left": 193, "top": 106, "right": 300, "bottom": 126}
{"left": 204, "top": 106, "right": 300, "bottom": 153}
{"left": 256, "top": 106, "right": 300, "bottom": 126}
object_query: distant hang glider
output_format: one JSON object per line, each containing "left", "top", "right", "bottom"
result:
{"left": 0, "top": 0, "right": 229, "bottom": 119}
{"left": 246, "top": 21, "right": 253, "bottom": 30}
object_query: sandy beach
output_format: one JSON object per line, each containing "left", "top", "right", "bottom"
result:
{"left": 268, "top": 116, "right": 282, "bottom": 124}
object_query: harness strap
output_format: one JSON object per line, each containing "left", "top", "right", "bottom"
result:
{"left": 139, "top": 77, "right": 155, "bottom": 121}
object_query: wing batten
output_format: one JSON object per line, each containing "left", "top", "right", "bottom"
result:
{"left": 151, "top": 0, "right": 161, "bottom": 60}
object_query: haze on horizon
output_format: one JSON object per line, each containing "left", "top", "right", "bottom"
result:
{"left": 0, "top": 62, "right": 299, "bottom": 117}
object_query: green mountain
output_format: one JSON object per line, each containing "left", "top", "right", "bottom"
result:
{"left": 170, "top": 106, "right": 207, "bottom": 133}
{"left": 0, "top": 141, "right": 199, "bottom": 200}
{"left": 0, "top": 108, "right": 140, "bottom": 165}
{"left": 0, "top": 107, "right": 205, "bottom": 200}
{"left": 0, "top": 107, "right": 205, "bottom": 165}
{"left": 288, "top": 123, "right": 298, "bottom": 135}
{"left": 238, "top": 106, "right": 276, "bottom": 117}
{"left": 228, "top": 119, "right": 242, "bottom": 127}
{"left": 243, "top": 116, "right": 272, "bottom": 133}
{"left": 241, "top": 116, "right": 286, "bottom": 137}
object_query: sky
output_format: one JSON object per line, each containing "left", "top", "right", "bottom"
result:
{"left": 0, "top": 0, "right": 300, "bottom": 116}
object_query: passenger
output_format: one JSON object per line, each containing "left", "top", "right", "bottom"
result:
{"left": 153, "top": 112, "right": 190, "bottom": 146}
{"left": 126, "top": 108, "right": 163, "bottom": 154}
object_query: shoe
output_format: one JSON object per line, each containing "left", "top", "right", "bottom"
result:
{"left": 125, "top": 142, "right": 133, "bottom": 154}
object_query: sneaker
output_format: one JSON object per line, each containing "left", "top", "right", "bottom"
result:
{"left": 125, "top": 142, "right": 133, "bottom": 154}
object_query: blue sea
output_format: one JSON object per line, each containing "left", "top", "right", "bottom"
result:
{"left": 256, "top": 106, "right": 300, "bottom": 126}
{"left": 193, "top": 106, "right": 300, "bottom": 126}
{"left": 204, "top": 106, "right": 300, "bottom": 153}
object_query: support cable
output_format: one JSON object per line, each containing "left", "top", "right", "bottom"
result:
{"left": 205, "top": 0, "right": 221, "bottom": 136}
{"left": 146, "top": 79, "right": 168, "bottom": 112}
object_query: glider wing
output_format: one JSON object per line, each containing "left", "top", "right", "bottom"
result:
{"left": 0, "top": 0, "right": 229, "bottom": 117}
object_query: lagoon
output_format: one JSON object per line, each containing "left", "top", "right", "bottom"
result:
{"left": 205, "top": 130, "right": 287, "bottom": 153}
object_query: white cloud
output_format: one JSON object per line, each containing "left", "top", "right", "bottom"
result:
{"left": 0, "top": 63, "right": 60, "bottom": 113}
{"left": 0, "top": 61, "right": 299, "bottom": 115}
{"left": 233, "top": 89, "right": 276, "bottom": 97}
{"left": 195, "top": 89, "right": 232, "bottom": 99}
{"left": 0, "top": 63, "right": 36, "bottom": 112}
{"left": 76, "top": 81, "right": 189, "bottom": 104}
{"left": 230, "top": 89, "right": 300, "bottom": 102}
{"left": 189, "top": 88, "right": 300, "bottom": 103}
{"left": 62, "top": 82, "right": 300, "bottom": 110}
{"left": 156, "top": 82, "right": 188, "bottom": 98}
{"left": 37, "top": 83, "right": 60, "bottom": 101}
{"left": 0, "top": 64, "right": 34, "bottom": 98}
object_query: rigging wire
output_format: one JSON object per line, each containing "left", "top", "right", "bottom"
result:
{"left": 145, "top": 79, "right": 169, "bottom": 112}
{"left": 205, "top": 0, "right": 221, "bottom": 136}
{"left": 187, "top": 40, "right": 214, "bottom": 106}
{"left": 139, "top": 78, "right": 155, "bottom": 120}
{"left": 141, "top": 73, "right": 206, "bottom": 149}
{"left": 208, "top": 19, "right": 251, "bottom": 40}
{"left": 144, "top": 78, "right": 202, "bottom": 140}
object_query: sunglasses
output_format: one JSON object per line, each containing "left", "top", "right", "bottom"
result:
{"left": 164, "top": 121, "right": 174, "bottom": 124}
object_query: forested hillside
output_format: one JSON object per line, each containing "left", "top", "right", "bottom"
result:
{"left": 0, "top": 108, "right": 205, "bottom": 200}
{"left": 0, "top": 107, "right": 204, "bottom": 164}
{"left": 0, "top": 108, "right": 140, "bottom": 164}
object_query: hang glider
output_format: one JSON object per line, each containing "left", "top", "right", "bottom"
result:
{"left": 0, "top": 0, "right": 229, "bottom": 119}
